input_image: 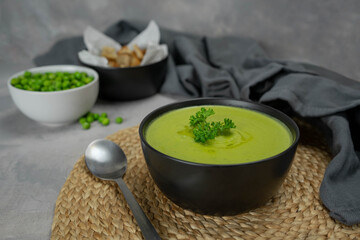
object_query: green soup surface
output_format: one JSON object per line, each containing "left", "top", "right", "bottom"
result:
{"left": 145, "top": 105, "right": 293, "bottom": 165}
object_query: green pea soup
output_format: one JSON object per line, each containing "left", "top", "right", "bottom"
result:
{"left": 145, "top": 105, "right": 293, "bottom": 165}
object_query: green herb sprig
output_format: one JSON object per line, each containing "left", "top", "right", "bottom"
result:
{"left": 189, "top": 107, "right": 236, "bottom": 143}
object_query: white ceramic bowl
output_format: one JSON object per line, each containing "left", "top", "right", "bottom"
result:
{"left": 7, "top": 65, "right": 99, "bottom": 126}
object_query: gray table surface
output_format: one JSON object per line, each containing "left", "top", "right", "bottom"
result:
{"left": 1, "top": 1, "right": 360, "bottom": 239}
{"left": 0, "top": 62, "right": 185, "bottom": 239}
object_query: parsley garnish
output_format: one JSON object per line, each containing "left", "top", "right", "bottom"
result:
{"left": 189, "top": 107, "right": 236, "bottom": 143}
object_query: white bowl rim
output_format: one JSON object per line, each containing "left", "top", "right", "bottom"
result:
{"left": 7, "top": 65, "right": 99, "bottom": 95}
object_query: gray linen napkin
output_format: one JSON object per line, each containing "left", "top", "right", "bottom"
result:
{"left": 34, "top": 20, "right": 360, "bottom": 226}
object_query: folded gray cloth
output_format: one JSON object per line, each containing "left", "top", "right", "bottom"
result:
{"left": 34, "top": 20, "right": 360, "bottom": 226}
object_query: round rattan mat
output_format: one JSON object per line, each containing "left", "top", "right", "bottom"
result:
{"left": 51, "top": 122, "right": 360, "bottom": 240}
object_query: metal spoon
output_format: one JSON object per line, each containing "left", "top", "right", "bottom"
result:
{"left": 84, "top": 139, "right": 161, "bottom": 240}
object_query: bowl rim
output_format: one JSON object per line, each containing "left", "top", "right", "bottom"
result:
{"left": 7, "top": 64, "right": 99, "bottom": 95}
{"left": 77, "top": 53, "right": 168, "bottom": 70}
{"left": 139, "top": 97, "right": 300, "bottom": 168}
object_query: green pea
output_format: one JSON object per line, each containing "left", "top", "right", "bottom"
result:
{"left": 24, "top": 71, "right": 32, "bottom": 78}
{"left": 33, "top": 73, "right": 42, "bottom": 78}
{"left": 62, "top": 81, "right": 70, "bottom": 89}
{"left": 79, "top": 117, "right": 87, "bottom": 124}
{"left": 49, "top": 73, "right": 56, "bottom": 79}
{"left": 33, "top": 84, "right": 41, "bottom": 91}
{"left": 55, "top": 72, "right": 63, "bottom": 78}
{"left": 55, "top": 81, "right": 61, "bottom": 87}
{"left": 101, "top": 118, "right": 110, "bottom": 126}
{"left": 43, "top": 80, "right": 50, "bottom": 86}
{"left": 20, "top": 78, "right": 28, "bottom": 85}
{"left": 93, "top": 113, "right": 99, "bottom": 120}
{"left": 74, "top": 72, "right": 81, "bottom": 80}
{"left": 115, "top": 117, "right": 123, "bottom": 124}
{"left": 86, "top": 115, "right": 94, "bottom": 123}
{"left": 84, "top": 77, "right": 92, "bottom": 84}
{"left": 11, "top": 78, "right": 20, "bottom": 85}
{"left": 82, "top": 122, "right": 90, "bottom": 130}
{"left": 101, "top": 112, "right": 107, "bottom": 118}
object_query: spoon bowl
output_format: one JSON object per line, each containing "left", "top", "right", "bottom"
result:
{"left": 85, "top": 139, "right": 127, "bottom": 180}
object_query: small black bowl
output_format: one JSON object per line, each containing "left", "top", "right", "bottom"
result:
{"left": 139, "top": 98, "right": 300, "bottom": 215}
{"left": 78, "top": 56, "right": 168, "bottom": 101}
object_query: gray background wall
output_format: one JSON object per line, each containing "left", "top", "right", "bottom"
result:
{"left": 1, "top": 0, "right": 360, "bottom": 81}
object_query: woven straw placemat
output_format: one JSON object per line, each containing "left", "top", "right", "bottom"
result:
{"left": 51, "top": 122, "right": 360, "bottom": 240}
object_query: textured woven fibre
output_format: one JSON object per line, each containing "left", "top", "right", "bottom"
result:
{"left": 51, "top": 123, "right": 360, "bottom": 240}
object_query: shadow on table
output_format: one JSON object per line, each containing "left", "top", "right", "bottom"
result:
{"left": 0, "top": 110, "right": 75, "bottom": 138}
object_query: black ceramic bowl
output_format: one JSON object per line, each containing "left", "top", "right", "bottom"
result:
{"left": 78, "top": 56, "right": 168, "bottom": 101}
{"left": 139, "top": 98, "right": 300, "bottom": 215}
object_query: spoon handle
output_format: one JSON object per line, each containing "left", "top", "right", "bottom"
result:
{"left": 115, "top": 178, "right": 161, "bottom": 240}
